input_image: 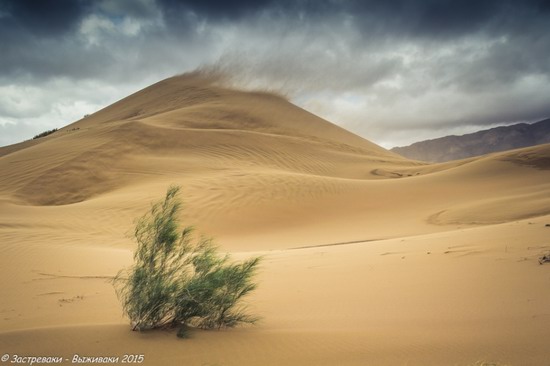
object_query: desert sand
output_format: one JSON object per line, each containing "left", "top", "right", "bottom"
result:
{"left": 1, "top": 73, "right": 549, "bottom": 365}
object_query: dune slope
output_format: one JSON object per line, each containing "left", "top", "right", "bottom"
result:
{"left": 1, "top": 73, "right": 549, "bottom": 365}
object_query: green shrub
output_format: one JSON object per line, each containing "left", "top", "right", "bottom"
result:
{"left": 113, "top": 186, "right": 261, "bottom": 335}
{"left": 32, "top": 128, "right": 58, "bottom": 139}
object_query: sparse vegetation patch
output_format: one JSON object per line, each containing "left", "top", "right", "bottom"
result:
{"left": 113, "top": 186, "right": 261, "bottom": 336}
{"left": 32, "top": 128, "right": 58, "bottom": 139}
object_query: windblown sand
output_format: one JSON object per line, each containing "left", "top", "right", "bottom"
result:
{"left": 1, "top": 74, "right": 549, "bottom": 365}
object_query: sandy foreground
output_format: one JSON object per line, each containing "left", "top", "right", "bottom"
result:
{"left": 1, "top": 74, "right": 549, "bottom": 365}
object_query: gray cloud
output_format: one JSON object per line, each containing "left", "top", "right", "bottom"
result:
{"left": 0, "top": 0, "right": 89, "bottom": 36}
{"left": 1, "top": 0, "right": 550, "bottom": 148}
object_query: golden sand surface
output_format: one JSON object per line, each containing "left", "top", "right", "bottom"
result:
{"left": 1, "top": 74, "right": 549, "bottom": 365}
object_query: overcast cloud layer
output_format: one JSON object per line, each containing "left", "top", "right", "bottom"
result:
{"left": 1, "top": 0, "right": 549, "bottom": 148}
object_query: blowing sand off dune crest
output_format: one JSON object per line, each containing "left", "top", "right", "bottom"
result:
{"left": 1, "top": 73, "right": 550, "bottom": 365}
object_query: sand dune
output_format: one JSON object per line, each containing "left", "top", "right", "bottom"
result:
{"left": 1, "top": 73, "right": 549, "bottom": 365}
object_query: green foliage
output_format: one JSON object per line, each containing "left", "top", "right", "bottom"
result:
{"left": 113, "top": 186, "right": 261, "bottom": 335}
{"left": 32, "top": 128, "right": 58, "bottom": 139}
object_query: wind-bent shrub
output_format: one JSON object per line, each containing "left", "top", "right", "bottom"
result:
{"left": 113, "top": 186, "right": 260, "bottom": 334}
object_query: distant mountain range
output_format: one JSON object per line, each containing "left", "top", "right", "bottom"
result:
{"left": 391, "top": 118, "right": 550, "bottom": 162}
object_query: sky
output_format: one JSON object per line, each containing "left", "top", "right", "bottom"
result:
{"left": 1, "top": 0, "right": 550, "bottom": 148}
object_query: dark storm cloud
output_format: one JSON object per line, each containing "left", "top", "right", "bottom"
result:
{"left": 1, "top": 0, "right": 550, "bottom": 147}
{"left": 153, "top": 0, "right": 550, "bottom": 38}
{"left": 168, "top": 0, "right": 550, "bottom": 96}
{"left": 156, "top": 0, "right": 275, "bottom": 20}
{"left": 3, "top": 0, "right": 550, "bottom": 38}
{"left": 0, "top": 0, "right": 92, "bottom": 80}
{"left": 0, "top": 0, "right": 90, "bottom": 36}
{"left": 347, "top": 0, "right": 546, "bottom": 37}
{"left": 2, "top": 0, "right": 549, "bottom": 81}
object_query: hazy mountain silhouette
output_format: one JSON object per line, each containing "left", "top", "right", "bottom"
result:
{"left": 391, "top": 118, "right": 550, "bottom": 162}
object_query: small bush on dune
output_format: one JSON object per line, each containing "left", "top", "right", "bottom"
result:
{"left": 32, "top": 128, "right": 58, "bottom": 139}
{"left": 113, "top": 186, "right": 261, "bottom": 335}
